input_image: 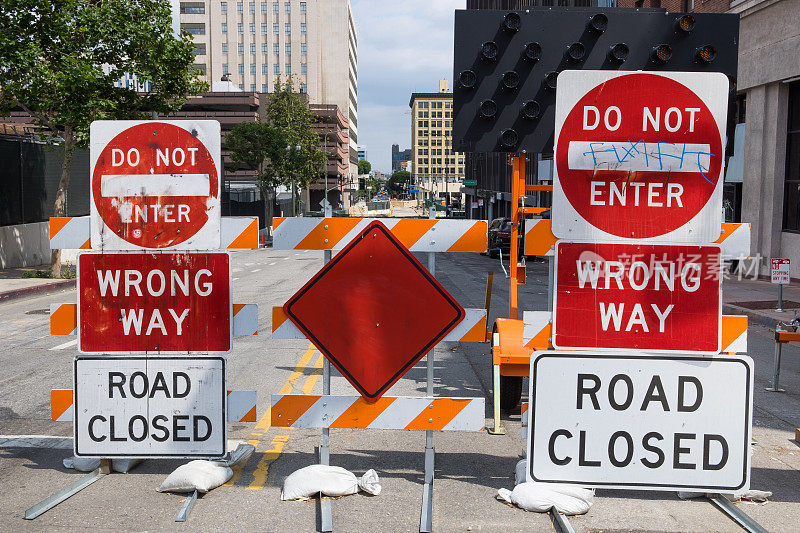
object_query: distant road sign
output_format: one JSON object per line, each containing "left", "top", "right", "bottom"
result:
{"left": 74, "top": 356, "right": 226, "bottom": 458}
{"left": 771, "top": 258, "right": 790, "bottom": 284}
{"left": 90, "top": 120, "right": 221, "bottom": 250}
{"left": 78, "top": 252, "right": 231, "bottom": 354}
{"left": 284, "top": 221, "right": 465, "bottom": 401}
{"left": 553, "top": 242, "right": 721, "bottom": 353}
{"left": 552, "top": 71, "right": 728, "bottom": 243}
{"left": 527, "top": 351, "right": 753, "bottom": 492}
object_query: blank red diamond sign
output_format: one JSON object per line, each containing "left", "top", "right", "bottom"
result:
{"left": 90, "top": 120, "right": 221, "bottom": 250}
{"left": 552, "top": 71, "right": 728, "bottom": 243}
{"left": 283, "top": 221, "right": 465, "bottom": 402}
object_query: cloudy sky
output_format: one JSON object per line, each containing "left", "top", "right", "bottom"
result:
{"left": 351, "top": 0, "right": 463, "bottom": 173}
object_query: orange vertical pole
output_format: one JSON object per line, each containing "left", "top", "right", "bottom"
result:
{"left": 509, "top": 154, "right": 524, "bottom": 319}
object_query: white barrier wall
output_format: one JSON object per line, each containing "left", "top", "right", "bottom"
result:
{"left": 0, "top": 222, "right": 50, "bottom": 268}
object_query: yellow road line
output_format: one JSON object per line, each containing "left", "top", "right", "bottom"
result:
{"left": 247, "top": 433, "right": 291, "bottom": 490}
{"left": 301, "top": 352, "right": 325, "bottom": 395}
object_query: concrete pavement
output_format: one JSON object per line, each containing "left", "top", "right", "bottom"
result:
{"left": 0, "top": 249, "right": 799, "bottom": 531}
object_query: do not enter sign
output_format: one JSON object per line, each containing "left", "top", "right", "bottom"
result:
{"left": 90, "top": 120, "right": 221, "bottom": 250}
{"left": 552, "top": 71, "right": 728, "bottom": 243}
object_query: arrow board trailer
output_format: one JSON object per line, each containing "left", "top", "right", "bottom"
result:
{"left": 89, "top": 120, "right": 222, "bottom": 250}
{"left": 77, "top": 252, "right": 232, "bottom": 354}
{"left": 74, "top": 357, "right": 226, "bottom": 458}
{"left": 553, "top": 242, "right": 722, "bottom": 354}
{"left": 552, "top": 71, "right": 728, "bottom": 244}
{"left": 526, "top": 352, "right": 753, "bottom": 492}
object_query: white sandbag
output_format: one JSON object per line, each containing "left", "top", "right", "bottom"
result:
{"left": 497, "top": 481, "right": 594, "bottom": 515}
{"left": 63, "top": 456, "right": 143, "bottom": 473}
{"left": 157, "top": 460, "right": 232, "bottom": 494}
{"left": 281, "top": 464, "right": 381, "bottom": 500}
{"left": 223, "top": 443, "right": 255, "bottom": 468}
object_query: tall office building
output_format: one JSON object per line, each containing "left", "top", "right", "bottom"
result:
{"left": 409, "top": 79, "right": 465, "bottom": 204}
{"left": 179, "top": 0, "right": 359, "bottom": 176}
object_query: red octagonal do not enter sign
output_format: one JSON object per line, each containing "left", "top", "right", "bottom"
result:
{"left": 284, "top": 221, "right": 465, "bottom": 402}
{"left": 552, "top": 71, "right": 729, "bottom": 243}
{"left": 90, "top": 120, "right": 221, "bottom": 250}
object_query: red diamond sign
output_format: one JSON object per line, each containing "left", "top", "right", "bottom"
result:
{"left": 283, "top": 221, "right": 465, "bottom": 402}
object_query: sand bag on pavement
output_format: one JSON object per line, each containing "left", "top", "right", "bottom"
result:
{"left": 157, "top": 460, "right": 232, "bottom": 494}
{"left": 497, "top": 481, "right": 594, "bottom": 515}
{"left": 281, "top": 464, "right": 381, "bottom": 500}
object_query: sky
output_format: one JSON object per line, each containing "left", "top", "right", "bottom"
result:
{"left": 350, "top": 0, "right": 463, "bottom": 173}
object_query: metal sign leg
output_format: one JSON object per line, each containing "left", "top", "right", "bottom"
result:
{"left": 420, "top": 245, "right": 436, "bottom": 533}
{"left": 765, "top": 340, "right": 785, "bottom": 392}
{"left": 175, "top": 490, "right": 199, "bottom": 522}
{"left": 24, "top": 468, "right": 107, "bottom": 520}
{"left": 707, "top": 495, "right": 769, "bottom": 533}
{"left": 549, "top": 509, "right": 576, "bottom": 533}
{"left": 489, "top": 364, "right": 506, "bottom": 435}
{"left": 320, "top": 243, "right": 334, "bottom": 532}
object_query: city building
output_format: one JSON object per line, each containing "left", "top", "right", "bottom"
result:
{"left": 357, "top": 145, "right": 367, "bottom": 161}
{"left": 307, "top": 103, "right": 351, "bottom": 210}
{"left": 391, "top": 144, "right": 412, "bottom": 172}
{"left": 179, "top": 0, "right": 359, "bottom": 177}
{"left": 409, "top": 79, "right": 465, "bottom": 205}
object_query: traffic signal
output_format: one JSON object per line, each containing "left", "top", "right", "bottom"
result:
{"left": 452, "top": 8, "right": 739, "bottom": 154}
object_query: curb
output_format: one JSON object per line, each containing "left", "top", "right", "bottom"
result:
{"left": 0, "top": 279, "right": 76, "bottom": 303}
{"left": 722, "top": 303, "right": 782, "bottom": 329}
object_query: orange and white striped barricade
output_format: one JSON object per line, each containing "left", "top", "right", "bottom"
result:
{"left": 767, "top": 328, "right": 800, "bottom": 393}
{"left": 51, "top": 389, "right": 257, "bottom": 423}
{"left": 50, "top": 303, "right": 259, "bottom": 337}
{"left": 490, "top": 312, "right": 748, "bottom": 434}
{"left": 49, "top": 216, "right": 260, "bottom": 250}
{"left": 271, "top": 210, "right": 487, "bottom": 532}
{"left": 271, "top": 395, "right": 484, "bottom": 431}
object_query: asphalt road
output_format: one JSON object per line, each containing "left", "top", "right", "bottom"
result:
{"left": 1, "top": 248, "right": 799, "bottom": 532}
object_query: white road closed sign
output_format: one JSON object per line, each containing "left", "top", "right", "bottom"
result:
{"left": 527, "top": 352, "right": 753, "bottom": 492}
{"left": 74, "top": 356, "right": 226, "bottom": 458}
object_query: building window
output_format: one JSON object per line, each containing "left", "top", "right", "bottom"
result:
{"left": 249, "top": 2, "right": 255, "bottom": 13}
{"left": 238, "top": 43, "right": 244, "bottom": 54}
{"left": 273, "top": 2, "right": 278, "bottom": 13}
{"left": 250, "top": 63, "right": 256, "bottom": 74}
{"left": 222, "top": 43, "right": 228, "bottom": 54}
{"left": 301, "top": 43, "right": 307, "bottom": 55}
{"left": 300, "top": 1, "right": 306, "bottom": 13}
{"left": 222, "top": 22, "right": 227, "bottom": 33}
{"left": 301, "top": 63, "right": 306, "bottom": 75}
{"left": 237, "top": 2, "right": 243, "bottom": 13}
{"left": 273, "top": 23, "right": 279, "bottom": 34}
{"left": 238, "top": 64, "right": 244, "bottom": 75}
{"left": 237, "top": 22, "right": 243, "bottom": 34}
{"left": 239, "top": 84, "right": 244, "bottom": 90}
{"left": 251, "top": 83, "right": 256, "bottom": 91}
{"left": 262, "top": 64, "right": 269, "bottom": 74}
{"left": 285, "top": 1, "right": 290, "bottom": 13}
{"left": 222, "top": 63, "right": 229, "bottom": 74}
{"left": 262, "top": 83, "right": 268, "bottom": 92}
{"left": 221, "top": 2, "right": 227, "bottom": 14}
{"left": 300, "top": 83, "right": 307, "bottom": 93}
{"left": 193, "top": 63, "right": 207, "bottom": 75}
{"left": 261, "top": 2, "right": 267, "bottom": 13}
{"left": 250, "top": 22, "right": 255, "bottom": 34}
{"left": 274, "top": 64, "right": 280, "bottom": 75}
{"left": 285, "top": 22, "right": 291, "bottom": 34}
{"left": 180, "top": 23, "right": 205, "bottom": 35}
{"left": 285, "top": 64, "right": 291, "bottom": 75}
{"left": 285, "top": 43, "right": 291, "bottom": 55}
{"left": 250, "top": 43, "right": 256, "bottom": 54}
{"left": 262, "top": 43, "right": 268, "bottom": 54}
{"left": 785, "top": 81, "right": 800, "bottom": 232}
{"left": 193, "top": 43, "right": 206, "bottom": 55}
{"left": 180, "top": 2, "right": 205, "bottom": 14}
{"left": 261, "top": 23, "right": 268, "bottom": 34}
{"left": 300, "top": 22, "right": 306, "bottom": 34}
{"left": 274, "top": 43, "right": 279, "bottom": 54}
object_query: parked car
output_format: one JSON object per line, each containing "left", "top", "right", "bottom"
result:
{"left": 487, "top": 218, "right": 513, "bottom": 258}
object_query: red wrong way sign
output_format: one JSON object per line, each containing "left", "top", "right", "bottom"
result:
{"left": 90, "top": 120, "right": 221, "bottom": 250}
{"left": 553, "top": 242, "right": 721, "bottom": 354}
{"left": 552, "top": 71, "right": 728, "bottom": 243}
{"left": 78, "top": 252, "right": 231, "bottom": 354}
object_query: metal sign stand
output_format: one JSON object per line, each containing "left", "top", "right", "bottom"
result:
{"left": 420, "top": 206, "right": 437, "bottom": 533}
{"left": 319, "top": 203, "right": 334, "bottom": 532}
{"left": 175, "top": 490, "right": 199, "bottom": 522}
{"left": 24, "top": 466, "right": 110, "bottom": 519}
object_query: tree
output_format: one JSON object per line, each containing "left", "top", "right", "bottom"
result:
{"left": 387, "top": 170, "right": 411, "bottom": 195}
{"left": 0, "top": 0, "right": 206, "bottom": 276}
{"left": 226, "top": 121, "right": 280, "bottom": 229}
{"left": 262, "top": 78, "right": 326, "bottom": 215}
{"left": 358, "top": 159, "right": 371, "bottom": 175}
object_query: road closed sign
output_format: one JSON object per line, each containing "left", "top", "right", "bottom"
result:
{"left": 90, "top": 120, "right": 221, "bottom": 250}
{"left": 527, "top": 352, "right": 753, "bottom": 492}
{"left": 553, "top": 242, "right": 721, "bottom": 353}
{"left": 77, "top": 252, "right": 231, "bottom": 354}
{"left": 74, "top": 356, "right": 226, "bottom": 458}
{"left": 552, "top": 71, "right": 728, "bottom": 243}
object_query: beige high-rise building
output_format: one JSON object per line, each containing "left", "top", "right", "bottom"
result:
{"left": 409, "top": 79, "right": 465, "bottom": 204}
{"left": 179, "top": 0, "right": 359, "bottom": 176}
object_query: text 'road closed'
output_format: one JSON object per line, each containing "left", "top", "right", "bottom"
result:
{"left": 527, "top": 352, "right": 752, "bottom": 492}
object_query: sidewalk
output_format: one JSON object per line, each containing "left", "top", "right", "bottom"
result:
{"left": 723, "top": 275, "right": 800, "bottom": 327}
{"left": 0, "top": 265, "right": 75, "bottom": 302}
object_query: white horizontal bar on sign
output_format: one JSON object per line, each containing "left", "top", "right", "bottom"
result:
{"left": 100, "top": 174, "right": 210, "bottom": 197}
{"left": 568, "top": 141, "right": 712, "bottom": 173}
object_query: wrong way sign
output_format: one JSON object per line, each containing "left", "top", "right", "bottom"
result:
{"left": 89, "top": 120, "right": 221, "bottom": 250}
{"left": 552, "top": 71, "right": 728, "bottom": 243}
{"left": 527, "top": 352, "right": 753, "bottom": 492}
{"left": 553, "top": 242, "right": 722, "bottom": 353}
{"left": 74, "top": 356, "right": 226, "bottom": 458}
{"left": 77, "top": 252, "right": 231, "bottom": 354}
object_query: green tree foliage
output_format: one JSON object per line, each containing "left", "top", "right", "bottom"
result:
{"left": 0, "top": 0, "right": 206, "bottom": 275}
{"left": 358, "top": 159, "right": 371, "bottom": 175}
{"left": 262, "top": 78, "right": 326, "bottom": 215}
{"left": 226, "top": 121, "right": 279, "bottom": 226}
{"left": 387, "top": 170, "right": 411, "bottom": 195}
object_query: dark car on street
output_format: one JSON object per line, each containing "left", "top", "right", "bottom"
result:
{"left": 487, "top": 217, "right": 512, "bottom": 258}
